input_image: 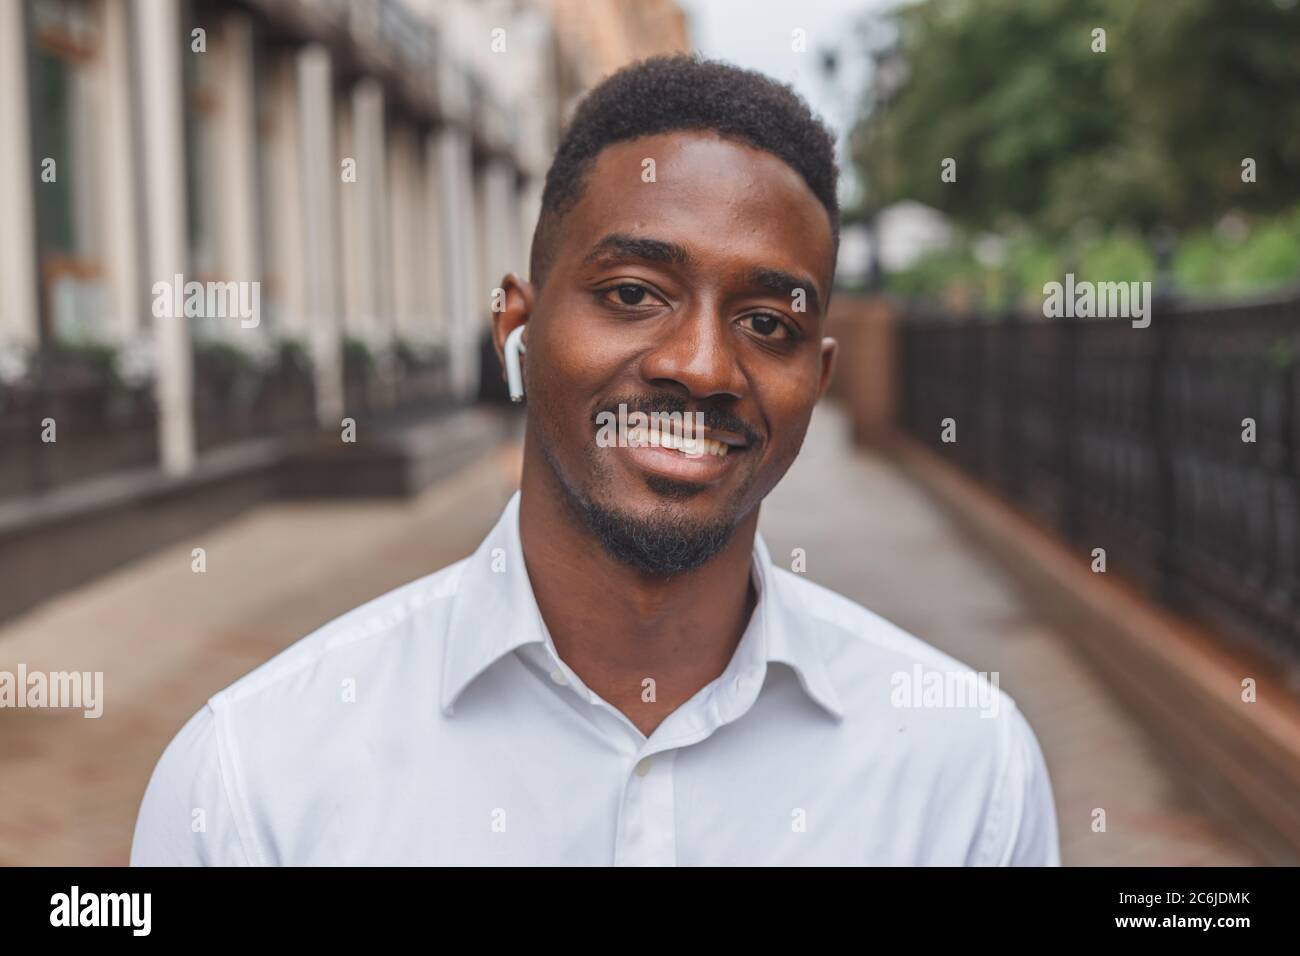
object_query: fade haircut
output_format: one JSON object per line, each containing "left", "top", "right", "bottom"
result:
{"left": 528, "top": 53, "right": 840, "bottom": 291}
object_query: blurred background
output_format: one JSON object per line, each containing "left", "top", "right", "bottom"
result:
{"left": 1, "top": 0, "right": 1298, "bottom": 866}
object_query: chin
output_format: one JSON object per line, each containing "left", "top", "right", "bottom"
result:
{"left": 579, "top": 493, "right": 742, "bottom": 576}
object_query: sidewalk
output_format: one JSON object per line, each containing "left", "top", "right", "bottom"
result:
{"left": 0, "top": 405, "right": 1261, "bottom": 865}
{"left": 0, "top": 444, "right": 524, "bottom": 865}
{"left": 760, "top": 406, "right": 1261, "bottom": 865}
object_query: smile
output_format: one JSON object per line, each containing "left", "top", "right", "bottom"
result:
{"left": 625, "top": 426, "right": 729, "bottom": 457}
{"left": 613, "top": 424, "right": 744, "bottom": 486}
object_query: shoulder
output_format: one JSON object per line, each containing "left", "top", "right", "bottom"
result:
{"left": 773, "top": 566, "right": 1000, "bottom": 690}
{"left": 211, "top": 557, "right": 468, "bottom": 710}
{"left": 772, "top": 568, "right": 1059, "bottom": 865}
{"left": 204, "top": 555, "right": 471, "bottom": 751}
{"left": 131, "top": 700, "right": 265, "bottom": 865}
{"left": 131, "top": 559, "right": 469, "bottom": 865}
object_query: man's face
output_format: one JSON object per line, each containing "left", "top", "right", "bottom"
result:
{"left": 518, "top": 130, "right": 836, "bottom": 573}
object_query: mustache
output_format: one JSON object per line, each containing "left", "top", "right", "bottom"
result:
{"left": 591, "top": 393, "right": 762, "bottom": 447}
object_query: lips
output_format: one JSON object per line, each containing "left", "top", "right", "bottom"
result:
{"left": 590, "top": 397, "right": 759, "bottom": 488}
{"left": 625, "top": 425, "right": 730, "bottom": 458}
{"left": 614, "top": 422, "right": 747, "bottom": 485}
{"left": 619, "top": 440, "right": 738, "bottom": 484}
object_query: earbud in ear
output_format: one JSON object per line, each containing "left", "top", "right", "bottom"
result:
{"left": 504, "top": 325, "right": 527, "bottom": 403}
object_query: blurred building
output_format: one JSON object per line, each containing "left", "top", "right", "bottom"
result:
{"left": 0, "top": 0, "right": 688, "bottom": 475}
{"left": 0, "top": 0, "right": 687, "bottom": 622}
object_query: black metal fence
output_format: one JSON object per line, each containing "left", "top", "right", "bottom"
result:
{"left": 900, "top": 291, "right": 1300, "bottom": 667}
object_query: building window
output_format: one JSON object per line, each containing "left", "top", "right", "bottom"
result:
{"left": 28, "top": 0, "right": 107, "bottom": 344}
{"left": 182, "top": 12, "right": 220, "bottom": 287}
{"left": 253, "top": 37, "right": 283, "bottom": 334}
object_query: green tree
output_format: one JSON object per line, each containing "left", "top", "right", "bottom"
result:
{"left": 851, "top": 0, "right": 1300, "bottom": 240}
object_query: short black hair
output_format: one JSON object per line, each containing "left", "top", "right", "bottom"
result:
{"left": 528, "top": 53, "right": 840, "bottom": 292}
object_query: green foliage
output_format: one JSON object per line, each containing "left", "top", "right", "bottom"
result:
{"left": 392, "top": 338, "right": 449, "bottom": 372}
{"left": 852, "top": 0, "right": 1300, "bottom": 237}
{"left": 1077, "top": 230, "right": 1155, "bottom": 285}
{"left": 887, "top": 207, "right": 1300, "bottom": 305}
{"left": 1229, "top": 219, "right": 1300, "bottom": 288}
{"left": 342, "top": 336, "right": 375, "bottom": 373}
{"left": 31, "top": 340, "right": 130, "bottom": 392}
{"left": 274, "top": 336, "right": 313, "bottom": 378}
{"left": 193, "top": 339, "right": 263, "bottom": 408}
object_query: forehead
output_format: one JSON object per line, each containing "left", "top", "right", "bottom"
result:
{"left": 556, "top": 131, "right": 835, "bottom": 291}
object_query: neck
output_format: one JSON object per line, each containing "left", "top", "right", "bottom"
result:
{"left": 518, "top": 451, "right": 759, "bottom": 738}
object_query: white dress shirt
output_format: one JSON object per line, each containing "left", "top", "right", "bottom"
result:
{"left": 131, "top": 490, "right": 1060, "bottom": 866}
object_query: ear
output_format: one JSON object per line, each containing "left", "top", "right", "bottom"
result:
{"left": 815, "top": 336, "right": 838, "bottom": 402}
{"left": 491, "top": 272, "right": 536, "bottom": 377}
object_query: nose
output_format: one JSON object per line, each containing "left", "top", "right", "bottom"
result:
{"left": 637, "top": 309, "right": 747, "bottom": 401}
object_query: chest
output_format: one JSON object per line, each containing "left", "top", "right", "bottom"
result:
{"left": 256, "top": 726, "right": 987, "bottom": 866}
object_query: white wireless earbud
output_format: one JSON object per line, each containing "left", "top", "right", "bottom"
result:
{"left": 504, "top": 325, "right": 527, "bottom": 403}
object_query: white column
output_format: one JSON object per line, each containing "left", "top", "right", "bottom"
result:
{"left": 298, "top": 43, "right": 343, "bottom": 427}
{"left": 473, "top": 163, "right": 489, "bottom": 316}
{"left": 473, "top": 156, "right": 516, "bottom": 390}
{"left": 336, "top": 92, "right": 362, "bottom": 341}
{"left": 355, "top": 78, "right": 390, "bottom": 346}
{"left": 100, "top": 0, "right": 141, "bottom": 341}
{"left": 0, "top": 0, "right": 40, "bottom": 349}
{"left": 421, "top": 128, "right": 446, "bottom": 345}
{"left": 388, "top": 123, "right": 421, "bottom": 341}
{"left": 339, "top": 78, "right": 390, "bottom": 347}
{"left": 437, "top": 123, "right": 479, "bottom": 401}
{"left": 137, "top": 0, "right": 194, "bottom": 475}
{"left": 519, "top": 172, "right": 543, "bottom": 283}
{"left": 436, "top": 125, "right": 460, "bottom": 395}
{"left": 214, "top": 11, "right": 261, "bottom": 337}
{"left": 263, "top": 53, "right": 307, "bottom": 337}
{"left": 484, "top": 157, "right": 517, "bottom": 290}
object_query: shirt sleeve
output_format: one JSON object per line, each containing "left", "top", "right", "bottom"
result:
{"left": 982, "top": 702, "right": 1061, "bottom": 866}
{"left": 130, "top": 704, "right": 254, "bottom": 866}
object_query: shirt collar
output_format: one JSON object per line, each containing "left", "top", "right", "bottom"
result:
{"left": 750, "top": 531, "right": 845, "bottom": 721}
{"left": 441, "top": 490, "right": 844, "bottom": 722}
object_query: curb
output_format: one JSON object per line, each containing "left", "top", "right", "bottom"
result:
{"left": 892, "top": 434, "right": 1300, "bottom": 865}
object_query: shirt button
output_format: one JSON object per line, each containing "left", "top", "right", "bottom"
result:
{"left": 549, "top": 669, "right": 568, "bottom": 686}
{"left": 635, "top": 757, "right": 653, "bottom": 777}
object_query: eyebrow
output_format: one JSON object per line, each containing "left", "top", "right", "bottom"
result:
{"left": 582, "top": 233, "right": 691, "bottom": 268}
{"left": 582, "top": 232, "right": 823, "bottom": 315}
{"left": 748, "top": 266, "right": 822, "bottom": 317}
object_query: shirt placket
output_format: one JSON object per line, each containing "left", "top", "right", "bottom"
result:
{"left": 529, "top": 569, "right": 770, "bottom": 867}
{"left": 614, "top": 748, "right": 678, "bottom": 866}
{"left": 538, "top": 649, "right": 684, "bottom": 867}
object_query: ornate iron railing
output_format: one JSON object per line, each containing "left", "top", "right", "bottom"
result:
{"left": 900, "top": 292, "right": 1300, "bottom": 665}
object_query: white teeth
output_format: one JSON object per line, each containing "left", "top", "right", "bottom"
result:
{"left": 625, "top": 427, "right": 728, "bottom": 457}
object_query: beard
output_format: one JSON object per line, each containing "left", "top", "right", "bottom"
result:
{"left": 534, "top": 418, "right": 749, "bottom": 576}
{"left": 541, "top": 435, "right": 744, "bottom": 575}
{"left": 563, "top": 484, "right": 741, "bottom": 576}
{"left": 530, "top": 384, "right": 763, "bottom": 576}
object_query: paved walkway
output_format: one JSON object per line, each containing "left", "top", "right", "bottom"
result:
{"left": 0, "top": 405, "right": 1260, "bottom": 865}
{"left": 761, "top": 407, "right": 1260, "bottom": 866}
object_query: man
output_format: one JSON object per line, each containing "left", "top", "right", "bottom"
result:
{"left": 132, "top": 55, "right": 1060, "bottom": 866}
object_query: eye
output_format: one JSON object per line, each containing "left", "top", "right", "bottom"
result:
{"left": 600, "top": 282, "right": 658, "bottom": 308}
{"left": 739, "top": 312, "right": 792, "bottom": 340}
